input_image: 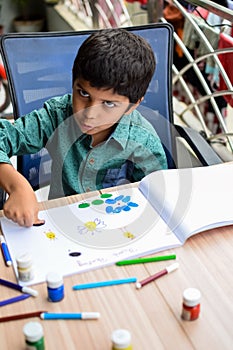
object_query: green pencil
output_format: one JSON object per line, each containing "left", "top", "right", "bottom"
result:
{"left": 116, "top": 254, "right": 176, "bottom": 266}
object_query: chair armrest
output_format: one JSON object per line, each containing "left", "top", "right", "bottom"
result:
{"left": 174, "top": 124, "right": 223, "bottom": 166}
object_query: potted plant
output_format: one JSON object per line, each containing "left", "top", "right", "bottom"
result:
{"left": 12, "top": 0, "right": 45, "bottom": 32}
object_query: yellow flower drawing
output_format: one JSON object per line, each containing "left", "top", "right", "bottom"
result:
{"left": 78, "top": 218, "right": 106, "bottom": 235}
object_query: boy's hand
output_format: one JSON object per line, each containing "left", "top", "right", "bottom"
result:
{"left": 0, "top": 163, "right": 44, "bottom": 227}
{"left": 3, "top": 188, "right": 43, "bottom": 227}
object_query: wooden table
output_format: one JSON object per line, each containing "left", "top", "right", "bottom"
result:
{"left": 1, "top": 186, "right": 233, "bottom": 349}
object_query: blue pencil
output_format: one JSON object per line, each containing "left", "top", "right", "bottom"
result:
{"left": 0, "top": 278, "right": 38, "bottom": 297}
{"left": 0, "top": 235, "right": 12, "bottom": 266}
{"left": 40, "top": 312, "right": 100, "bottom": 320}
{"left": 0, "top": 294, "right": 30, "bottom": 307}
{"left": 73, "top": 277, "right": 137, "bottom": 290}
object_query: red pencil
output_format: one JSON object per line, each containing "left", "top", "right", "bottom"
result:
{"left": 135, "top": 262, "right": 179, "bottom": 289}
{"left": 0, "top": 310, "right": 47, "bottom": 322}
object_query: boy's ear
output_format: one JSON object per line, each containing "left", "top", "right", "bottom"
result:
{"left": 125, "top": 97, "right": 144, "bottom": 115}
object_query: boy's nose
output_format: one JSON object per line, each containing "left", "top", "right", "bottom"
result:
{"left": 84, "top": 103, "right": 101, "bottom": 119}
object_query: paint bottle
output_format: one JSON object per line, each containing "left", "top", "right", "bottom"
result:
{"left": 23, "top": 321, "right": 45, "bottom": 350}
{"left": 111, "top": 329, "right": 133, "bottom": 350}
{"left": 181, "top": 287, "right": 201, "bottom": 321}
{"left": 16, "top": 252, "right": 34, "bottom": 282}
{"left": 46, "top": 271, "right": 64, "bottom": 302}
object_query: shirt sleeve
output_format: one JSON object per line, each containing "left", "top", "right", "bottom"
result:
{"left": 0, "top": 111, "right": 50, "bottom": 164}
{"left": 0, "top": 95, "right": 70, "bottom": 165}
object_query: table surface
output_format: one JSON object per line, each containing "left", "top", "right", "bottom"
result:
{"left": 1, "top": 185, "right": 233, "bottom": 350}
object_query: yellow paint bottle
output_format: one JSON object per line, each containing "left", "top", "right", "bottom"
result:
{"left": 111, "top": 329, "right": 133, "bottom": 350}
{"left": 16, "top": 252, "right": 34, "bottom": 282}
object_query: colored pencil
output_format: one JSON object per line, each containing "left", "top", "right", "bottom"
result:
{"left": 0, "top": 278, "right": 38, "bottom": 297}
{"left": 73, "top": 277, "right": 137, "bottom": 290}
{"left": 0, "top": 294, "right": 31, "bottom": 307}
{"left": 0, "top": 310, "right": 46, "bottom": 322}
{"left": 41, "top": 312, "right": 100, "bottom": 320}
{"left": 0, "top": 311, "right": 100, "bottom": 322}
{"left": 0, "top": 235, "right": 12, "bottom": 266}
{"left": 116, "top": 254, "right": 176, "bottom": 266}
{"left": 135, "top": 262, "right": 179, "bottom": 289}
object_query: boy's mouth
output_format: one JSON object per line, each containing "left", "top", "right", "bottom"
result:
{"left": 80, "top": 122, "right": 94, "bottom": 132}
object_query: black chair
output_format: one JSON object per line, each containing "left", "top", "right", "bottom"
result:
{"left": 0, "top": 23, "right": 222, "bottom": 207}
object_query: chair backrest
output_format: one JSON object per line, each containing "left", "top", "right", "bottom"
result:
{"left": 0, "top": 23, "right": 175, "bottom": 191}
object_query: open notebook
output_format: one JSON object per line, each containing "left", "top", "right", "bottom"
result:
{"left": 1, "top": 163, "right": 232, "bottom": 285}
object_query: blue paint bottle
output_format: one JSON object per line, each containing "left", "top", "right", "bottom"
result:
{"left": 46, "top": 271, "right": 64, "bottom": 302}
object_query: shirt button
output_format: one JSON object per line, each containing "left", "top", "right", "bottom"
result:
{"left": 89, "top": 158, "right": 95, "bottom": 165}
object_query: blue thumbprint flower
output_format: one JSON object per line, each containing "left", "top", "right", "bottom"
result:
{"left": 105, "top": 195, "right": 138, "bottom": 214}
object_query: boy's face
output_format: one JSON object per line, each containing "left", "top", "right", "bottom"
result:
{"left": 72, "top": 78, "right": 140, "bottom": 143}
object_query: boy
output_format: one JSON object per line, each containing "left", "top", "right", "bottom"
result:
{"left": 0, "top": 28, "right": 167, "bottom": 227}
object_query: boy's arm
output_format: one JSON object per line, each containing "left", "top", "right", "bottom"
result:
{"left": 0, "top": 163, "right": 43, "bottom": 227}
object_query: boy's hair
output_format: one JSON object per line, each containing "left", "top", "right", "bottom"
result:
{"left": 72, "top": 28, "right": 156, "bottom": 103}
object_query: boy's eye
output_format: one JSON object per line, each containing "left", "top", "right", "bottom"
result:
{"left": 79, "top": 89, "right": 89, "bottom": 97}
{"left": 104, "top": 101, "right": 116, "bottom": 108}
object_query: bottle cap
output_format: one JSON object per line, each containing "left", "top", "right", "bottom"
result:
{"left": 183, "top": 288, "right": 201, "bottom": 307}
{"left": 23, "top": 321, "right": 44, "bottom": 342}
{"left": 46, "top": 271, "right": 63, "bottom": 288}
{"left": 16, "top": 252, "right": 32, "bottom": 268}
{"left": 111, "top": 329, "right": 131, "bottom": 348}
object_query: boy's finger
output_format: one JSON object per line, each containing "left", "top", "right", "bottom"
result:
{"left": 33, "top": 219, "right": 45, "bottom": 227}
